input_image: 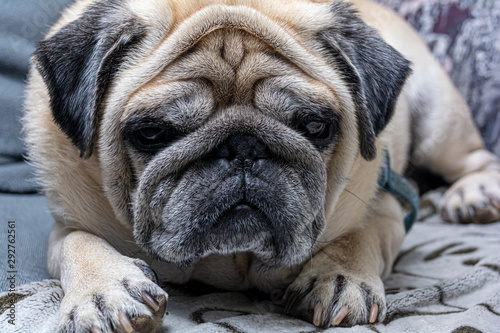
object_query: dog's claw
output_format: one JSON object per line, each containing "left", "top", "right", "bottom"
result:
{"left": 369, "top": 304, "right": 378, "bottom": 323}
{"left": 491, "top": 197, "right": 500, "bottom": 209}
{"left": 142, "top": 291, "right": 160, "bottom": 313}
{"left": 134, "top": 260, "right": 159, "bottom": 284}
{"left": 119, "top": 312, "right": 134, "bottom": 333}
{"left": 131, "top": 315, "right": 152, "bottom": 333}
{"left": 331, "top": 306, "right": 349, "bottom": 326}
{"left": 157, "top": 294, "right": 167, "bottom": 316}
{"left": 144, "top": 267, "right": 158, "bottom": 284}
{"left": 90, "top": 327, "right": 104, "bottom": 333}
{"left": 313, "top": 303, "right": 323, "bottom": 327}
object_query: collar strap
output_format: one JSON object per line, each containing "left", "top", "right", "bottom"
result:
{"left": 377, "top": 149, "right": 419, "bottom": 232}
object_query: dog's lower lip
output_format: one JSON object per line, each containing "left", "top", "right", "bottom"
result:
{"left": 234, "top": 203, "right": 253, "bottom": 210}
{"left": 218, "top": 201, "right": 264, "bottom": 221}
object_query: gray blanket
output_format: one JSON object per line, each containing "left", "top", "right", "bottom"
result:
{"left": 2, "top": 190, "right": 500, "bottom": 332}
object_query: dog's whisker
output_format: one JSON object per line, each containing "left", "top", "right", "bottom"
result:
{"left": 343, "top": 189, "right": 376, "bottom": 214}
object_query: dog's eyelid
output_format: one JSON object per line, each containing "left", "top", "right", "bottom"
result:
{"left": 295, "top": 109, "right": 340, "bottom": 128}
{"left": 301, "top": 113, "right": 333, "bottom": 124}
{"left": 121, "top": 116, "right": 170, "bottom": 134}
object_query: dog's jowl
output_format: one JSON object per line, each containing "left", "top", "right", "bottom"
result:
{"left": 24, "top": 0, "right": 500, "bottom": 331}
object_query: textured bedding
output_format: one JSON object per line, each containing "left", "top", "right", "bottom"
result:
{"left": 1, "top": 0, "right": 500, "bottom": 332}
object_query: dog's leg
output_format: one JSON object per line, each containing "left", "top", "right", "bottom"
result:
{"left": 284, "top": 192, "right": 405, "bottom": 327}
{"left": 409, "top": 68, "right": 500, "bottom": 224}
{"left": 48, "top": 222, "right": 167, "bottom": 333}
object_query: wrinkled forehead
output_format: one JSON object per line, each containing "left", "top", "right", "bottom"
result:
{"left": 109, "top": 0, "right": 352, "bottom": 115}
{"left": 125, "top": 0, "right": 334, "bottom": 39}
{"left": 124, "top": 28, "right": 342, "bottom": 116}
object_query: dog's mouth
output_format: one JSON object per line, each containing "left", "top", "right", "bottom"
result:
{"left": 188, "top": 191, "right": 278, "bottom": 258}
{"left": 213, "top": 200, "right": 268, "bottom": 229}
{"left": 220, "top": 200, "right": 263, "bottom": 219}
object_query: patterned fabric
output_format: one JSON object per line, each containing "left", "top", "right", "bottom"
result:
{"left": 375, "top": 0, "right": 500, "bottom": 156}
{"left": 2, "top": 190, "right": 500, "bottom": 332}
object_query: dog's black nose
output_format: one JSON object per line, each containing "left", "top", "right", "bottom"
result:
{"left": 212, "top": 135, "right": 271, "bottom": 161}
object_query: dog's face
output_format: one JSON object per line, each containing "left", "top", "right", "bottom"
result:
{"left": 33, "top": 0, "right": 410, "bottom": 267}
{"left": 123, "top": 30, "right": 339, "bottom": 266}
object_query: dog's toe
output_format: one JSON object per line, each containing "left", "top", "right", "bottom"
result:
{"left": 284, "top": 271, "right": 385, "bottom": 328}
{"left": 58, "top": 261, "right": 167, "bottom": 333}
{"left": 440, "top": 170, "right": 500, "bottom": 224}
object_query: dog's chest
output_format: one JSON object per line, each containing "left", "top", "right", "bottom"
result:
{"left": 183, "top": 253, "right": 297, "bottom": 292}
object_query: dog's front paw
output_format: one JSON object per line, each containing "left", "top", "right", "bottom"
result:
{"left": 283, "top": 264, "right": 385, "bottom": 328}
{"left": 440, "top": 170, "right": 500, "bottom": 224}
{"left": 58, "top": 259, "right": 167, "bottom": 333}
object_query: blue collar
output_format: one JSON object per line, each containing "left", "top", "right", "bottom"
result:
{"left": 377, "top": 149, "right": 419, "bottom": 232}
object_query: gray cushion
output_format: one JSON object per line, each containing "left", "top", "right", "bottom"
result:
{"left": 0, "top": 0, "right": 74, "bottom": 193}
{"left": 0, "top": 194, "right": 53, "bottom": 290}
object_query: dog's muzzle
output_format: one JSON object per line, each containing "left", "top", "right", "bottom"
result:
{"left": 133, "top": 115, "right": 327, "bottom": 268}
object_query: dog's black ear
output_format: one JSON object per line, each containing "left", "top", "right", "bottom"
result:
{"left": 33, "top": 2, "right": 145, "bottom": 158}
{"left": 319, "top": 2, "right": 411, "bottom": 161}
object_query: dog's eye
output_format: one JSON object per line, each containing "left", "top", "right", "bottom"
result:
{"left": 305, "top": 121, "right": 330, "bottom": 139}
{"left": 128, "top": 125, "right": 181, "bottom": 152}
{"left": 122, "top": 117, "right": 185, "bottom": 154}
{"left": 293, "top": 117, "right": 337, "bottom": 150}
{"left": 300, "top": 120, "right": 333, "bottom": 141}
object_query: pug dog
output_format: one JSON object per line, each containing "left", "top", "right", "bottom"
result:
{"left": 24, "top": 0, "right": 500, "bottom": 331}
